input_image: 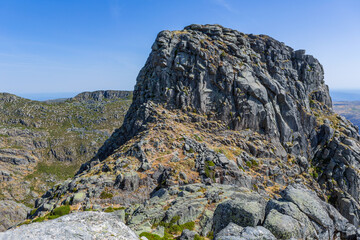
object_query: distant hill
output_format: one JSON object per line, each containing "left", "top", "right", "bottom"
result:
{"left": 333, "top": 101, "right": 360, "bottom": 129}
{"left": 0, "top": 90, "right": 131, "bottom": 230}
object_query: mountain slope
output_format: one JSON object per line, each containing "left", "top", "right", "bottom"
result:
{"left": 25, "top": 24, "right": 360, "bottom": 239}
{"left": 0, "top": 91, "right": 131, "bottom": 230}
{"left": 334, "top": 101, "right": 360, "bottom": 128}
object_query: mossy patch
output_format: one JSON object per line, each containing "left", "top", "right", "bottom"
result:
{"left": 99, "top": 191, "right": 113, "bottom": 199}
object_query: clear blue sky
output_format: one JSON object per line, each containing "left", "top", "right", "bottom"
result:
{"left": 0, "top": 0, "right": 359, "bottom": 99}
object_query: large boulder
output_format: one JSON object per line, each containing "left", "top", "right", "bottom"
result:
{"left": 264, "top": 184, "right": 357, "bottom": 239}
{"left": 0, "top": 211, "right": 139, "bottom": 240}
{"left": 264, "top": 209, "right": 308, "bottom": 239}
{"left": 264, "top": 200, "right": 316, "bottom": 239}
{"left": 214, "top": 223, "right": 276, "bottom": 240}
{"left": 213, "top": 191, "right": 266, "bottom": 233}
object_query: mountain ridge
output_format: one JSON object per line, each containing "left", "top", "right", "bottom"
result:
{"left": 0, "top": 90, "right": 131, "bottom": 231}
{"left": 6, "top": 24, "right": 360, "bottom": 239}
{"left": 23, "top": 24, "right": 360, "bottom": 239}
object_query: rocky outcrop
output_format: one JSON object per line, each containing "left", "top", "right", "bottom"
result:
{"left": 214, "top": 223, "right": 276, "bottom": 240}
{"left": 28, "top": 24, "right": 360, "bottom": 239}
{"left": 84, "top": 24, "right": 360, "bottom": 225}
{"left": 213, "top": 193, "right": 266, "bottom": 233}
{"left": 0, "top": 211, "right": 139, "bottom": 240}
{"left": 71, "top": 90, "right": 132, "bottom": 102}
{"left": 265, "top": 185, "right": 357, "bottom": 239}
{"left": 95, "top": 23, "right": 332, "bottom": 163}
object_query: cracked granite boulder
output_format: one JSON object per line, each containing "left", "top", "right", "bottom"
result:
{"left": 0, "top": 211, "right": 139, "bottom": 240}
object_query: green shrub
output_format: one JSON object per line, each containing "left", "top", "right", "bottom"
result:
{"left": 187, "top": 148, "right": 195, "bottom": 153}
{"left": 52, "top": 205, "right": 70, "bottom": 216}
{"left": 47, "top": 205, "right": 71, "bottom": 220}
{"left": 246, "top": 159, "right": 259, "bottom": 168}
{"left": 207, "top": 160, "right": 215, "bottom": 167}
{"left": 139, "top": 232, "right": 162, "bottom": 240}
{"left": 33, "top": 216, "right": 46, "bottom": 223}
{"left": 194, "top": 235, "right": 205, "bottom": 240}
{"left": 139, "top": 232, "right": 173, "bottom": 240}
{"left": 168, "top": 224, "right": 182, "bottom": 234}
{"left": 167, "top": 221, "right": 195, "bottom": 234}
{"left": 181, "top": 221, "right": 195, "bottom": 231}
{"left": 250, "top": 159, "right": 258, "bottom": 166}
{"left": 193, "top": 134, "right": 202, "bottom": 142}
{"left": 30, "top": 208, "right": 37, "bottom": 216}
{"left": 170, "top": 215, "right": 180, "bottom": 225}
{"left": 17, "top": 220, "right": 31, "bottom": 226}
{"left": 85, "top": 208, "right": 97, "bottom": 211}
{"left": 100, "top": 191, "right": 113, "bottom": 199}
{"left": 207, "top": 231, "right": 214, "bottom": 239}
{"left": 204, "top": 161, "right": 216, "bottom": 181}
{"left": 104, "top": 207, "right": 114, "bottom": 212}
{"left": 154, "top": 215, "right": 196, "bottom": 239}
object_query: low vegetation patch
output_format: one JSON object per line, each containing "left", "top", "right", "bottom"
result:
{"left": 204, "top": 160, "right": 215, "bottom": 181}
{"left": 245, "top": 159, "right": 259, "bottom": 168}
{"left": 104, "top": 206, "right": 126, "bottom": 212}
{"left": 139, "top": 232, "right": 164, "bottom": 240}
{"left": 49, "top": 205, "right": 71, "bottom": 218}
{"left": 25, "top": 162, "right": 80, "bottom": 181}
{"left": 99, "top": 190, "right": 113, "bottom": 199}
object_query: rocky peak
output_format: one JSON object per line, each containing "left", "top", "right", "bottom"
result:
{"left": 137, "top": 24, "right": 331, "bottom": 114}
{"left": 27, "top": 25, "right": 360, "bottom": 238}
{"left": 91, "top": 24, "right": 334, "bottom": 164}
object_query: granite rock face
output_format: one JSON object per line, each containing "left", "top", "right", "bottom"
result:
{"left": 29, "top": 24, "right": 360, "bottom": 239}
{"left": 214, "top": 223, "right": 276, "bottom": 240}
{"left": 0, "top": 211, "right": 139, "bottom": 240}
{"left": 126, "top": 24, "right": 332, "bottom": 159}
{"left": 88, "top": 23, "right": 360, "bottom": 226}
{"left": 71, "top": 90, "right": 132, "bottom": 102}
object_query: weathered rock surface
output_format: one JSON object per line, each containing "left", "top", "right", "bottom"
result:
{"left": 71, "top": 90, "right": 132, "bottom": 102}
{"left": 126, "top": 184, "right": 262, "bottom": 237}
{"left": 0, "top": 201, "right": 29, "bottom": 232}
{"left": 26, "top": 24, "right": 360, "bottom": 239}
{"left": 214, "top": 222, "right": 276, "bottom": 240}
{"left": 213, "top": 192, "right": 266, "bottom": 233}
{"left": 0, "top": 211, "right": 139, "bottom": 240}
{"left": 264, "top": 184, "right": 357, "bottom": 239}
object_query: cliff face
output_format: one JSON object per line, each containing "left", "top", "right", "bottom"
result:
{"left": 28, "top": 25, "right": 360, "bottom": 239}
{"left": 91, "top": 24, "right": 335, "bottom": 162}
{"left": 135, "top": 24, "right": 331, "bottom": 156}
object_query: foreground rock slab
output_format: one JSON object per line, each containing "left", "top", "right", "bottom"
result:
{"left": 0, "top": 211, "right": 139, "bottom": 240}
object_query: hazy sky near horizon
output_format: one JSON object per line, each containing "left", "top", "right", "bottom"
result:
{"left": 0, "top": 0, "right": 359, "bottom": 96}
